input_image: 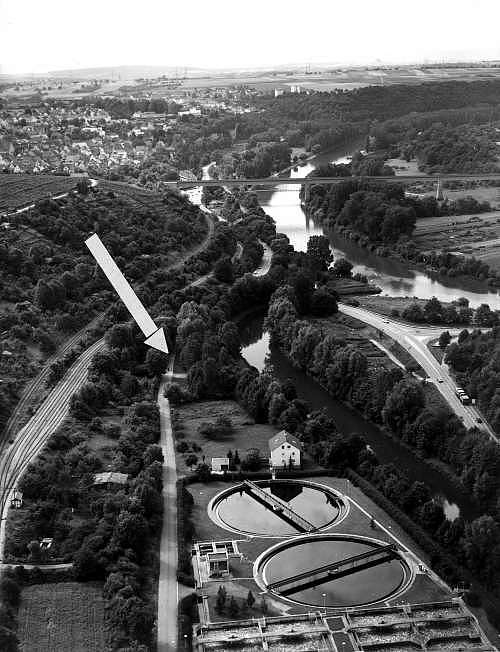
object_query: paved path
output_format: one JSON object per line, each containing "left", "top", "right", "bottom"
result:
{"left": 0, "top": 203, "right": 216, "bottom": 568}
{"left": 253, "top": 240, "right": 272, "bottom": 277}
{"left": 157, "top": 355, "right": 178, "bottom": 652}
{"left": 338, "top": 303, "right": 497, "bottom": 441}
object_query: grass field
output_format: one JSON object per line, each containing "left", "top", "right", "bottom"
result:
{"left": 413, "top": 211, "right": 500, "bottom": 270}
{"left": 0, "top": 174, "right": 77, "bottom": 212}
{"left": 173, "top": 399, "right": 276, "bottom": 475}
{"left": 17, "top": 582, "right": 105, "bottom": 652}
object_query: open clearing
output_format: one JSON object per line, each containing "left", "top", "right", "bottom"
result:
{"left": 173, "top": 399, "right": 276, "bottom": 475}
{"left": 17, "top": 582, "right": 105, "bottom": 652}
{"left": 413, "top": 210, "right": 500, "bottom": 270}
{"left": 0, "top": 174, "right": 77, "bottom": 212}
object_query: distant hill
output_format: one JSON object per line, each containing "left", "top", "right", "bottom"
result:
{"left": 47, "top": 65, "right": 200, "bottom": 80}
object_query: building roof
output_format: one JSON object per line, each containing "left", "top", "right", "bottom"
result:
{"left": 211, "top": 457, "right": 230, "bottom": 466}
{"left": 93, "top": 471, "right": 128, "bottom": 486}
{"left": 268, "top": 431, "right": 302, "bottom": 451}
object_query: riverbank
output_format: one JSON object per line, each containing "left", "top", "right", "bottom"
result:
{"left": 329, "top": 221, "right": 500, "bottom": 291}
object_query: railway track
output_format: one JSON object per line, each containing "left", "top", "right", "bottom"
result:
{"left": 0, "top": 338, "right": 106, "bottom": 559}
{"left": 0, "top": 203, "right": 216, "bottom": 561}
{"left": 1, "top": 313, "right": 105, "bottom": 446}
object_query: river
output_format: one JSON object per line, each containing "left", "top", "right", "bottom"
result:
{"left": 239, "top": 310, "right": 476, "bottom": 522}
{"left": 241, "top": 140, "right": 500, "bottom": 523}
{"left": 192, "top": 144, "right": 493, "bottom": 522}
{"left": 256, "top": 143, "right": 500, "bottom": 310}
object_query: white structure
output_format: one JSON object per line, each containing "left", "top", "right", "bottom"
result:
{"left": 269, "top": 431, "right": 302, "bottom": 469}
{"left": 211, "top": 457, "right": 230, "bottom": 475}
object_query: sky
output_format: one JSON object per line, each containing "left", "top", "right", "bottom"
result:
{"left": 1, "top": 0, "right": 500, "bottom": 75}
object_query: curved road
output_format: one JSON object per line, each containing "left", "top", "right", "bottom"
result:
{"left": 338, "top": 303, "right": 497, "bottom": 441}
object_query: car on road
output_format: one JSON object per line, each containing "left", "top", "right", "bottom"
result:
{"left": 437, "top": 378, "right": 443, "bottom": 383}
{"left": 476, "top": 418, "right": 483, "bottom": 424}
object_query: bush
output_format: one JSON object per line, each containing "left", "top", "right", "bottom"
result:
{"left": 197, "top": 416, "right": 233, "bottom": 439}
{"left": 464, "top": 590, "right": 482, "bottom": 607}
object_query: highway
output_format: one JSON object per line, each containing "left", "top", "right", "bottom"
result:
{"left": 338, "top": 303, "right": 497, "bottom": 441}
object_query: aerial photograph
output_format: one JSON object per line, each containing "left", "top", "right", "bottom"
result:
{"left": 2, "top": 1, "right": 500, "bottom": 650}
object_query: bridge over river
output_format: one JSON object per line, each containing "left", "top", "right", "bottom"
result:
{"left": 166, "top": 173, "right": 500, "bottom": 191}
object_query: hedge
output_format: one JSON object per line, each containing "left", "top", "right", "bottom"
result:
{"left": 346, "top": 469, "right": 465, "bottom": 587}
{"left": 176, "top": 479, "right": 195, "bottom": 587}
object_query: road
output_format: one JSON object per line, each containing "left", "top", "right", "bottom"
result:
{"left": 338, "top": 303, "right": 497, "bottom": 441}
{"left": 253, "top": 240, "right": 272, "bottom": 277}
{"left": 156, "top": 355, "right": 178, "bottom": 652}
{"left": 0, "top": 205, "right": 216, "bottom": 565}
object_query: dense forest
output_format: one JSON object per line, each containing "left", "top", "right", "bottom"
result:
{"left": 0, "top": 187, "right": 210, "bottom": 433}
{"left": 304, "top": 177, "right": 498, "bottom": 284}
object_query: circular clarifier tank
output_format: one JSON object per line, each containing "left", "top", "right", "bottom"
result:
{"left": 209, "top": 480, "right": 347, "bottom": 536}
{"left": 256, "top": 534, "right": 412, "bottom": 608}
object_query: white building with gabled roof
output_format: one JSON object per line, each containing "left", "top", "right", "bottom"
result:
{"left": 269, "top": 430, "right": 302, "bottom": 469}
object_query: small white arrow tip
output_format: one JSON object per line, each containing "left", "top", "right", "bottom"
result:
{"left": 144, "top": 328, "right": 169, "bottom": 355}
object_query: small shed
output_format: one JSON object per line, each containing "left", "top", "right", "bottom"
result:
{"left": 206, "top": 550, "right": 229, "bottom": 576}
{"left": 211, "top": 457, "right": 230, "bottom": 475}
{"left": 269, "top": 431, "right": 302, "bottom": 469}
{"left": 93, "top": 471, "right": 128, "bottom": 489}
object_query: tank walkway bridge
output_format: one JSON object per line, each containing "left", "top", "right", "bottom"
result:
{"left": 165, "top": 172, "right": 500, "bottom": 192}
{"left": 267, "top": 543, "right": 398, "bottom": 596}
{"left": 242, "top": 480, "right": 316, "bottom": 533}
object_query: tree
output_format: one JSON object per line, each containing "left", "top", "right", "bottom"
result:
{"left": 0, "top": 625, "right": 18, "bottom": 652}
{"left": 462, "top": 515, "right": 500, "bottom": 580}
{"left": 216, "top": 585, "right": 227, "bottom": 613}
{"left": 382, "top": 378, "right": 425, "bottom": 432}
{"left": 241, "top": 448, "right": 261, "bottom": 471}
{"left": 417, "top": 500, "right": 445, "bottom": 533}
{"left": 333, "top": 257, "right": 353, "bottom": 278}
{"left": 214, "top": 256, "right": 234, "bottom": 283}
{"left": 438, "top": 331, "right": 451, "bottom": 349}
{"left": 145, "top": 348, "right": 167, "bottom": 376}
{"left": 0, "top": 577, "right": 20, "bottom": 608}
{"left": 424, "top": 297, "right": 443, "bottom": 323}
{"left": 402, "top": 302, "right": 424, "bottom": 323}
{"left": 228, "top": 596, "right": 239, "bottom": 618}
{"left": 310, "top": 287, "right": 338, "bottom": 316}
{"left": 185, "top": 454, "right": 198, "bottom": 468}
{"left": 306, "top": 235, "right": 332, "bottom": 275}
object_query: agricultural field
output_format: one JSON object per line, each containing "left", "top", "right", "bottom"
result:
{"left": 17, "top": 582, "right": 105, "bottom": 652}
{"left": 387, "top": 157, "right": 422, "bottom": 176}
{"left": 0, "top": 174, "right": 78, "bottom": 212}
{"left": 413, "top": 210, "right": 500, "bottom": 270}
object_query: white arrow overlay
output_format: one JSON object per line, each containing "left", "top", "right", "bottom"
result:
{"left": 85, "top": 233, "right": 168, "bottom": 354}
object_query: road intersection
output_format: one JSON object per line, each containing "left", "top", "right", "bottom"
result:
{"left": 338, "top": 303, "right": 497, "bottom": 441}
